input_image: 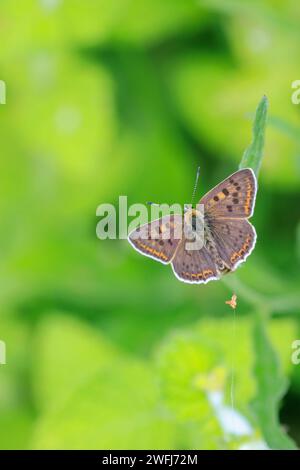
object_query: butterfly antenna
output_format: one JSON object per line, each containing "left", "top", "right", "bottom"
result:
{"left": 191, "top": 166, "right": 200, "bottom": 208}
{"left": 147, "top": 201, "right": 160, "bottom": 207}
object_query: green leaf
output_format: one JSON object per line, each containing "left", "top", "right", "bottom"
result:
{"left": 251, "top": 315, "right": 297, "bottom": 450}
{"left": 297, "top": 222, "right": 300, "bottom": 263}
{"left": 239, "top": 95, "right": 268, "bottom": 176}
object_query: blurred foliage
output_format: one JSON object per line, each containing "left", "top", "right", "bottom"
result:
{"left": 0, "top": 0, "right": 300, "bottom": 450}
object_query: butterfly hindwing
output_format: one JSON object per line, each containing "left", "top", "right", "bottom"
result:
{"left": 208, "top": 217, "right": 256, "bottom": 270}
{"left": 171, "top": 237, "right": 218, "bottom": 284}
{"left": 128, "top": 214, "right": 183, "bottom": 264}
{"left": 200, "top": 168, "right": 257, "bottom": 219}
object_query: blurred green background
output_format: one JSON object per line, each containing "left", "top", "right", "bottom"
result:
{"left": 1, "top": 0, "right": 300, "bottom": 450}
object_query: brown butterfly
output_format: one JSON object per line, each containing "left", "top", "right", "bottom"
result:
{"left": 128, "top": 168, "right": 257, "bottom": 284}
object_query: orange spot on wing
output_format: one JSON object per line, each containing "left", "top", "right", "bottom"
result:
{"left": 244, "top": 178, "right": 254, "bottom": 215}
{"left": 230, "top": 235, "right": 252, "bottom": 263}
{"left": 137, "top": 242, "right": 168, "bottom": 261}
{"left": 182, "top": 269, "right": 214, "bottom": 280}
{"left": 217, "top": 191, "right": 226, "bottom": 200}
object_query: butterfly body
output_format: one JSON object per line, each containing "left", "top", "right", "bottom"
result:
{"left": 203, "top": 224, "right": 228, "bottom": 273}
{"left": 128, "top": 168, "right": 257, "bottom": 284}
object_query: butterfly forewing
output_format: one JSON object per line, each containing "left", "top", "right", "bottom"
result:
{"left": 171, "top": 237, "right": 218, "bottom": 284}
{"left": 200, "top": 168, "right": 257, "bottom": 219}
{"left": 128, "top": 214, "right": 183, "bottom": 264}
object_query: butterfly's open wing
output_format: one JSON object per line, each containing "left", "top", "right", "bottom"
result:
{"left": 171, "top": 236, "right": 219, "bottom": 284}
{"left": 208, "top": 218, "right": 256, "bottom": 271}
{"left": 128, "top": 169, "right": 257, "bottom": 280}
{"left": 200, "top": 168, "right": 257, "bottom": 218}
{"left": 128, "top": 214, "right": 183, "bottom": 264}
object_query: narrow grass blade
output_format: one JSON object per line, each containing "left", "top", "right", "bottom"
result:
{"left": 252, "top": 315, "right": 297, "bottom": 449}
{"left": 239, "top": 95, "right": 268, "bottom": 176}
